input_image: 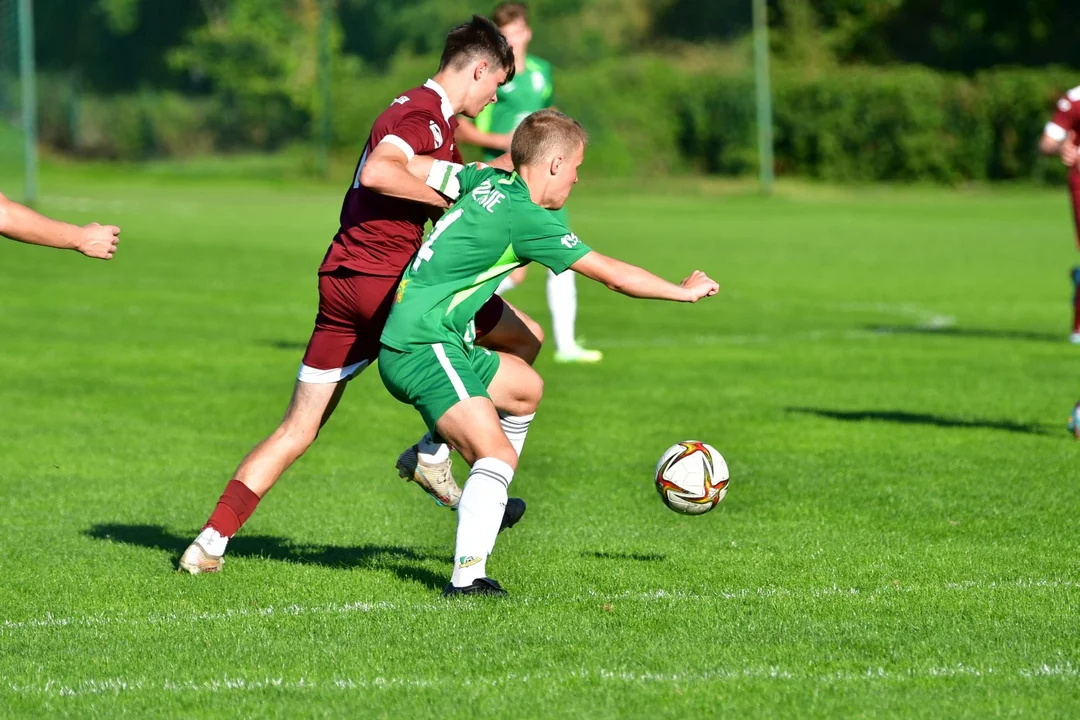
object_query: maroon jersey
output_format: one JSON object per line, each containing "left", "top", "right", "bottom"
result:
{"left": 320, "top": 79, "right": 464, "bottom": 277}
{"left": 1046, "top": 86, "right": 1080, "bottom": 144}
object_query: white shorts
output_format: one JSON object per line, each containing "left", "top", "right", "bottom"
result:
{"left": 296, "top": 360, "right": 370, "bottom": 385}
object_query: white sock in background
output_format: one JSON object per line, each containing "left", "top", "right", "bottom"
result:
{"left": 451, "top": 457, "right": 514, "bottom": 587}
{"left": 416, "top": 431, "right": 450, "bottom": 464}
{"left": 495, "top": 276, "right": 518, "bottom": 296}
{"left": 547, "top": 268, "right": 578, "bottom": 353}
{"left": 499, "top": 412, "right": 535, "bottom": 458}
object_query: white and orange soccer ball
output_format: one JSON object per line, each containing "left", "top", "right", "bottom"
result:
{"left": 654, "top": 441, "right": 729, "bottom": 515}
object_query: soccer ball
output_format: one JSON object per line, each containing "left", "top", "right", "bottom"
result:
{"left": 655, "top": 441, "right": 729, "bottom": 515}
{"left": 1069, "top": 401, "right": 1080, "bottom": 439}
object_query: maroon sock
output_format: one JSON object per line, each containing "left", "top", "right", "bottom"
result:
{"left": 204, "top": 480, "right": 261, "bottom": 537}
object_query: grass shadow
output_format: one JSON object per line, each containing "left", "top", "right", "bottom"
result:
{"left": 787, "top": 408, "right": 1052, "bottom": 436}
{"left": 84, "top": 523, "right": 446, "bottom": 590}
{"left": 582, "top": 551, "right": 666, "bottom": 562}
{"left": 867, "top": 325, "right": 1062, "bottom": 343}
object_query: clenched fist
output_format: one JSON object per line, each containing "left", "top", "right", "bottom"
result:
{"left": 76, "top": 222, "right": 121, "bottom": 260}
{"left": 680, "top": 270, "right": 720, "bottom": 302}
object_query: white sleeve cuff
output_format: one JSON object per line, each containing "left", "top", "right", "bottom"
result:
{"left": 1045, "top": 122, "right": 1068, "bottom": 142}
{"left": 379, "top": 134, "right": 415, "bottom": 161}
{"left": 426, "top": 159, "right": 465, "bottom": 200}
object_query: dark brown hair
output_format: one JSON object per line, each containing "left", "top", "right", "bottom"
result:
{"left": 439, "top": 15, "right": 516, "bottom": 83}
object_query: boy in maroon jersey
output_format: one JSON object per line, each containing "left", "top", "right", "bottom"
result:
{"left": 180, "top": 17, "right": 537, "bottom": 574}
{"left": 1040, "top": 86, "right": 1080, "bottom": 342}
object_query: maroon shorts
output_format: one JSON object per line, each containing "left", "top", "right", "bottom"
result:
{"left": 1070, "top": 170, "right": 1080, "bottom": 247}
{"left": 299, "top": 269, "right": 506, "bottom": 383}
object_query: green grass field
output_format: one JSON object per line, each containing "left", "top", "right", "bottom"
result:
{"left": 2, "top": 165, "right": 1080, "bottom": 717}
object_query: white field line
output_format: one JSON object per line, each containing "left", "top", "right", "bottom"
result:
{"left": 595, "top": 329, "right": 882, "bottom": 349}
{"left": 6, "top": 663, "right": 1080, "bottom": 698}
{"left": 2, "top": 578, "right": 1076, "bottom": 637}
{"left": 578, "top": 578, "right": 1080, "bottom": 604}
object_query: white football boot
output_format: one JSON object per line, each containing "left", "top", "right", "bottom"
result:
{"left": 178, "top": 541, "right": 224, "bottom": 575}
{"left": 178, "top": 528, "right": 226, "bottom": 575}
{"left": 396, "top": 445, "right": 461, "bottom": 508}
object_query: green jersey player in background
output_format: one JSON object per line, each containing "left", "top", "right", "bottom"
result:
{"left": 382, "top": 110, "right": 719, "bottom": 596}
{"left": 455, "top": 2, "right": 603, "bottom": 364}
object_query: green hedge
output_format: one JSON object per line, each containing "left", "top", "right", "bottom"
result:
{"left": 555, "top": 56, "right": 690, "bottom": 176}
{"left": 679, "top": 65, "right": 1076, "bottom": 183}
{"left": 35, "top": 75, "right": 297, "bottom": 161}
{"left": 31, "top": 63, "right": 1080, "bottom": 183}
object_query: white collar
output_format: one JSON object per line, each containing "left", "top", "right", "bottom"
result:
{"left": 424, "top": 79, "right": 455, "bottom": 121}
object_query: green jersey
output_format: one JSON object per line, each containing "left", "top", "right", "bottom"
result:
{"left": 474, "top": 55, "right": 555, "bottom": 161}
{"left": 381, "top": 165, "right": 591, "bottom": 351}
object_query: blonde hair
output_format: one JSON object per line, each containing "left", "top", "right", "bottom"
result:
{"left": 510, "top": 109, "right": 588, "bottom": 168}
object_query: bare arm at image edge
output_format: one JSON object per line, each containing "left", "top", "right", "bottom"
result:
{"left": 0, "top": 191, "right": 120, "bottom": 260}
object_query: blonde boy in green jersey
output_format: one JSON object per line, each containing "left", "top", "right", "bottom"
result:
{"left": 383, "top": 110, "right": 719, "bottom": 595}
{"left": 456, "top": 2, "right": 602, "bottom": 364}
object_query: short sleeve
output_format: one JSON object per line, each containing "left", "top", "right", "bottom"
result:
{"left": 379, "top": 110, "right": 442, "bottom": 160}
{"left": 511, "top": 207, "right": 591, "bottom": 274}
{"left": 1048, "top": 90, "right": 1080, "bottom": 141}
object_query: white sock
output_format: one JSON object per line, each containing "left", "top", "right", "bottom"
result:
{"left": 499, "top": 412, "right": 535, "bottom": 458}
{"left": 196, "top": 527, "right": 228, "bottom": 556}
{"left": 495, "top": 276, "right": 518, "bottom": 296}
{"left": 451, "top": 457, "right": 514, "bottom": 587}
{"left": 547, "top": 269, "right": 578, "bottom": 353}
{"left": 416, "top": 431, "right": 450, "bottom": 464}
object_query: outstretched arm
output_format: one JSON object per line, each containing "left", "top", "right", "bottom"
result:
{"left": 0, "top": 191, "right": 120, "bottom": 260}
{"left": 570, "top": 251, "right": 718, "bottom": 302}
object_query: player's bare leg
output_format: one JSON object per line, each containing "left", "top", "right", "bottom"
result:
{"left": 440, "top": 357, "right": 544, "bottom": 596}
{"left": 488, "top": 352, "right": 544, "bottom": 457}
{"left": 437, "top": 399, "right": 518, "bottom": 597}
{"left": 476, "top": 297, "right": 544, "bottom": 364}
{"left": 396, "top": 347, "right": 541, "bottom": 516}
{"left": 396, "top": 297, "right": 543, "bottom": 506}
{"left": 179, "top": 379, "right": 347, "bottom": 574}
